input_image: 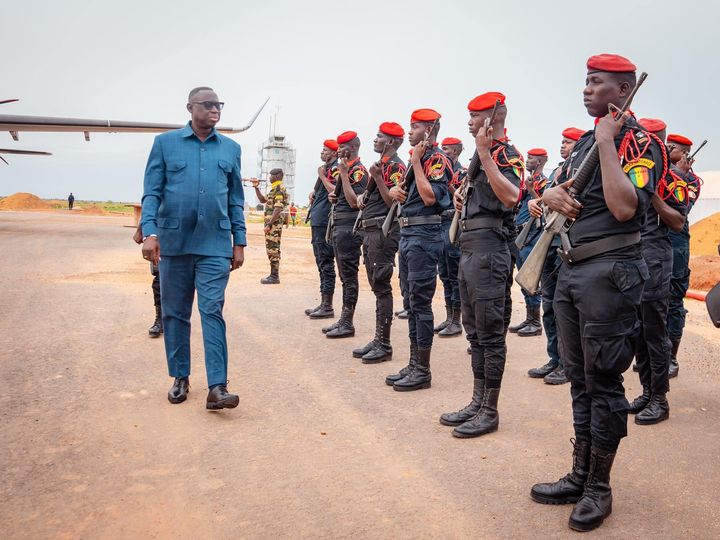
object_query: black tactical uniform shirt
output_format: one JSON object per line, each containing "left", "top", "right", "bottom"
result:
{"left": 310, "top": 159, "right": 338, "bottom": 228}
{"left": 334, "top": 157, "right": 368, "bottom": 217}
{"left": 400, "top": 146, "right": 452, "bottom": 225}
{"left": 363, "top": 155, "right": 406, "bottom": 220}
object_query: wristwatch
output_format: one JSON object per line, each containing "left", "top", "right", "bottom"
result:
{"left": 142, "top": 234, "right": 158, "bottom": 242}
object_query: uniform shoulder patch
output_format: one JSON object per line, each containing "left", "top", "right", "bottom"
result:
{"left": 424, "top": 153, "right": 449, "bottom": 181}
{"left": 623, "top": 157, "right": 654, "bottom": 188}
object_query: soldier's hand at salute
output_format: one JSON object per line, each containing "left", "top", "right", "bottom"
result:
{"left": 528, "top": 199, "right": 543, "bottom": 219}
{"left": 595, "top": 111, "right": 629, "bottom": 144}
{"left": 542, "top": 179, "right": 582, "bottom": 219}
{"left": 231, "top": 245, "right": 244, "bottom": 271}
{"left": 453, "top": 189, "right": 464, "bottom": 212}
{"left": 389, "top": 186, "right": 407, "bottom": 203}
{"left": 475, "top": 118, "right": 493, "bottom": 155}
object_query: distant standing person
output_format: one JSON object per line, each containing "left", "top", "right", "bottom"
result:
{"left": 290, "top": 203, "right": 298, "bottom": 226}
{"left": 141, "top": 86, "right": 246, "bottom": 410}
{"left": 254, "top": 168, "right": 288, "bottom": 284}
{"left": 133, "top": 224, "right": 163, "bottom": 338}
{"left": 68, "top": 192, "right": 74, "bottom": 210}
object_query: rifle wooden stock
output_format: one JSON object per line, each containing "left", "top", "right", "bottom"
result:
{"left": 382, "top": 201, "right": 398, "bottom": 237}
{"left": 326, "top": 166, "right": 344, "bottom": 243}
{"left": 447, "top": 187, "right": 464, "bottom": 244}
{"left": 515, "top": 228, "right": 556, "bottom": 294}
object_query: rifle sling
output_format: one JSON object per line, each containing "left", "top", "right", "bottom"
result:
{"left": 558, "top": 231, "right": 640, "bottom": 265}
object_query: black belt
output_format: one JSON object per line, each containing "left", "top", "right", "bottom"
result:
{"left": 398, "top": 215, "right": 442, "bottom": 228}
{"left": 459, "top": 217, "right": 502, "bottom": 232}
{"left": 333, "top": 211, "right": 357, "bottom": 221}
{"left": 360, "top": 216, "right": 386, "bottom": 230}
{"left": 558, "top": 231, "right": 641, "bottom": 264}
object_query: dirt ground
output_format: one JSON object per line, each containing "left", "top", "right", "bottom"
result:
{"left": 1, "top": 211, "right": 719, "bottom": 540}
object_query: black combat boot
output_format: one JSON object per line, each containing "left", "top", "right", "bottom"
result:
{"left": 439, "top": 379, "right": 485, "bottom": 426}
{"left": 326, "top": 306, "right": 355, "bottom": 338}
{"left": 528, "top": 360, "right": 556, "bottom": 378}
{"left": 438, "top": 306, "right": 462, "bottom": 337}
{"left": 509, "top": 305, "right": 532, "bottom": 333}
{"left": 452, "top": 386, "right": 500, "bottom": 438}
{"left": 353, "top": 315, "right": 380, "bottom": 358}
{"left": 385, "top": 343, "right": 417, "bottom": 386}
{"left": 362, "top": 317, "right": 392, "bottom": 364}
{"left": 206, "top": 384, "right": 239, "bottom": 410}
{"left": 568, "top": 447, "right": 616, "bottom": 532}
{"left": 433, "top": 305, "right": 452, "bottom": 333}
{"left": 148, "top": 305, "right": 163, "bottom": 338}
{"left": 309, "top": 293, "right": 335, "bottom": 319}
{"left": 260, "top": 261, "right": 280, "bottom": 284}
{"left": 305, "top": 302, "right": 322, "bottom": 316}
{"left": 393, "top": 347, "right": 431, "bottom": 391}
{"left": 167, "top": 377, "right": 189, "bottom": 404}
{"left": 544, "top": 367, "right": 569, "bottom": 385}
{"left": 635, "top": 393, "right": 670, "bottom": 425}
{"left": 668, "top": 337, "right": 681, "bottom": 378}
{"left": 628, "top": 386, "right": 651, "bottom": 414}
{"left": 531, "top": 438, "right": 591, "bottom": 504}
{"left": 517, "top": 306, "right": 542, "bottom": 337}
{"left": 396, "top": 309, "right": 409, "bottom": 320}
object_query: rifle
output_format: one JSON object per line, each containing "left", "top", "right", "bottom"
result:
{"left": 305, "top": 176, "right": 323, "bottom": 224}
{"left": 515, "top": 72, "right": 648, "bottom": 295}
{"left": 353, "top": 143, "right": 388, "bottom": 236}
{"left": 448, "top": 99, "right": 501, "bottom": 244}
{"left": 514, "top": 175, "right": 543, "bottom": 249}
{"left": 325, "top": 157, "right": 344, "bottom": 243}
{"left": 687, "top": 139, "right": 708, "bottom": 164}
{"left": 382, "top": 119, "right": 438, "bottom": 237}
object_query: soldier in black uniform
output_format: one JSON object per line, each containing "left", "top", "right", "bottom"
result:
{"left": 305, "top": 139, "right": 339, "bottom": 319}
{"left": 530, "top": 54, "right": 664, "bottom": 532}
{"left": 384, "top": 108, "right": 451, "bottom": 391}
{"left": 352, "top": 122, "right": 406, "bottom": 364}
{"left": 323, "top": 131, "right": 368, "bottom": 338}
{"left": 439, "top": 92, "right": 523, "bottom": 438}
{"left": 433, "top": 136, "right": 465, "bottom": 337}
{"left": 628, "top": 118, "right": 688, "bottom": 424}
{"left": 527, "top": 128, "right": 584, "bottom": 385}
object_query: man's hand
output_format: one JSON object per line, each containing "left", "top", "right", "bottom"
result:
{"left": 528, "top": 198, "right": 543, "bottom": 219}
{"left": 308, "top": 191, "right": 315, "bottom": 204}
{"left": 142, "top": 236, "right": 160, "bottom": 264}
{"left": 338, "top": 157, "right": 349, "bottom": 175}
{"left": 317, "top": 165, "right": 326, "bottom": 178}
{"left": 475, "top": 118, "right": 494, "bottom": 155}
{"left": 251, "top": 178, "right": 260, "bottom": 188}
{"left": 389, "top": 186, "right": 407, "bottom": 203}
{"left": 541, "top": 179, "right": 582, "bottom": 219}
{"left": 328, "top": 193, "right": 338, "bottom": 204}
{"left": 595, "top": 111, "right": 628, "bottom": 144}
{"left": 132, "top": 227, "right": 143, "bottom": 245}
{"left": 356, "top": 192, "right": 366, "bottom": 209}
{"left": 411, "top": 141, "right": 427, "bottom": 167}
{"left": 231, "top": 245, "right": 245, "bottom": 271}
{"left": 453, "top": 189, "right": 464, "bottom": 212}
{"left": 677, "top": 153, "right": 692, "bottom": 174}
{"left": 369, "top": 160, "right": 381, "bottom": 177}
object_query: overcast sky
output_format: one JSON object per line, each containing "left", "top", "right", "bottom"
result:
{"left": 3, "top": 0, "right": 718, "bottom": 205}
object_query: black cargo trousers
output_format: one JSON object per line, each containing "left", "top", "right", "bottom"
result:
{"left": 554, "top": 257, "right": 648, "bottom": 451}
{"left": 362, "top": 223, "right": 400, "bottom": 322}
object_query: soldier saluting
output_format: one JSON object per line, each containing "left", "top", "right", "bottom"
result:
{"left": 530, "top": 54, "right": 664, "bottom": 532}
{"left": 254, "top": 168, "right": 288, "bottom": 284}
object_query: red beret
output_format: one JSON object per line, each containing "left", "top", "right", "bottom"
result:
{"left": 379, "top": 122, "right": 404, "bottom": 138}
{"left": 441, "top": 137, "right": 462, "bottom": 146}
{"left": 667, "top": 134, "right": 693, "bottom": 147}
{"left": 336, "top": 131, "right": 358, "bottom": 145}
{"left": 323, "top": 139, "right": 338, "bottom": 151}
{"left": 587, "top": 54, "right": 636, "bottom": 73}
{"left": 410, "top": 108, "right": 441, "bottom": 123}
{"left": 468, "top": 92, "right": 506, "bottom": 112}
{"left": 562, "top": 127, "right": 585, "bottom": 141}
{"left": 638, "top": 118, "right": 667, "bottom": 134}
{"left": 528, "top": 148, "right": 547, "bottom": 157}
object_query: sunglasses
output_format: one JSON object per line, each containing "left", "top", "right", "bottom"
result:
{"left": 191, "top": 101, "right": 224, "bottom": 111}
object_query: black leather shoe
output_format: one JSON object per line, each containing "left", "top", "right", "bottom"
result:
{"left": 635, "top": 394, "right": 669, "bottom": 425}
{"left": 568, "top": 448, "right": 615, "bottom": 532}
{"left": 433, "top": 305, "right": 452, "bottom": 333}
{"left": 305, "top": 303, "right": 322, "bottom": 316}
{"left": 309, "top": 293, "right": 335, "bottom": 319}
{"left": 528, "top": 361, "right": 556, "bottom": 378}
{"left": 531, "top": 439, "right": 590, "bottom": 505}
{"left": 452, "top": 387, "right": 500, "bottom": 438}
{"left": 438, "top": 306, "right": 462, "bottom": 337}
{"left": 544, "top": 368, "right": 568, "bottom": 385}
{"left": 353, "top": 340, "right": 376, "bottom": 358}
{"left": 385, "top": 344, "right": 416, "bottom": 385}
{"left": 148, "top": 306, "right": 163, "bottom": 338}
{"left": 168, "top": 377, "right": 189, "bottom": 404}
{"left": 206, "top": 384, "right": 239, "bottom": 410}
{"left": 326, "top": 306, "right": 355, "bottom": 339}
{"left": 628, "top": 386, "right": 651, "bottom": 414}
{"left": 393, "top": 347, "right": 431, "bottom": 391}
{"left": 440, "top": 379, "right": 485, "bottom": 426}
{"left": 668, "top": 358, "right": 679, "bottom": 378}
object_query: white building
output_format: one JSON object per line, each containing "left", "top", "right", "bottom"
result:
{"left": 258, "top": 134, "right": 296, "bottom": 202}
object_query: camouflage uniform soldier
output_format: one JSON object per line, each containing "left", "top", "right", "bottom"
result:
{"left": 254, "top": 168, "right": 288, "bottom": 284}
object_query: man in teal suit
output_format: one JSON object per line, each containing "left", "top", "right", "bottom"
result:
{"left": 141, "top": 87, "right": 246, "bottom": 410}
